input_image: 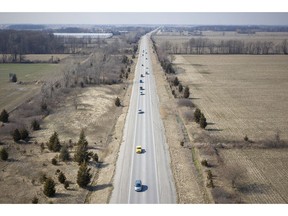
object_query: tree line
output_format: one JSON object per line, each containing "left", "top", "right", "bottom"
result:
{"left": 0, "top": 30, "right": 65, "bottom": 62}
{"left": 160, "top": 38, "right": 288, "bottom": 55}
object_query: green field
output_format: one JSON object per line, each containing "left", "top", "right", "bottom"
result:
{"left": 0, "top": 64, "right": 62, "bottom": 112}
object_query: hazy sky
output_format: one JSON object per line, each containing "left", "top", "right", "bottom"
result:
{"left": 0, "top": 13, "right": 288, "bottom": 25}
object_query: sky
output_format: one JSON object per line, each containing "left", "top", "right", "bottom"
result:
{"left": 0, "top": 12, "right": 288, "bottom": 25}
{"left": 1, "top": 0, "right": 288, "bottom": 26}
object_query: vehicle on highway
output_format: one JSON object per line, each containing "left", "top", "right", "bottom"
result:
{"left": 140, "top": 80, "right": 143, "bottom": 83}
{"left": 146, "top": 72, "right": 149, "bottom": 75}
{"left": 134, "top": 180, "right": 142, "bottom": 192}
{"left": 140, "top": 86, "right": 143, "bottom": 90}
{"left": 141, "top": 74, "right": 144, "bottom": 77}
{"left": 142, "top": 64, "right": 143, "bottom": 66}
{"left": 136, "top": 146, "right": 142, "bottom": 154}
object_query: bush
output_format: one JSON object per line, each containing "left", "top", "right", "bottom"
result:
{"left": 201, "top": 159, "right": 209, "bottom": 167}
{"left": 194, "top": 108, "right": 202, "bottom": 123}
{"left": 41, "top": 102, "right": 47, "bottom": 111}
{"left": 43, "top": 178, "right": 56, "bottom": 197}
{"left": 59, "top": 145, "right": 70, "bottom": 161}
{"left": 20, "top": 128, "right": 29, "bottom": 140}
{"left": 9, "top": 73, "right": 17, "bottom": 82}
{"left": 200, "top": 113, "right": 208, "bottom": 129}
{"left": 12, "top": 129, "right": 21, "bottom": 142}
{"left": 58, "top": 172, "right": 66, "bottom": 184}
{"left": 77, "top": 162, "right": 92, "bottom": 188}
{"left": 244, "top": 135, "right": 249, "bottom": 142}
{"left": 51, "top": 157, "right": 57, "bottom": 165}
{"left": 178, "top": 83, "right": 183, "bottom": 92}
{"left": 173, "top": 77, "right": 179, "bottom": 86}
{"left": 39, "top": 173, "right": 47, "bottom": 184}
{"left": 64, "top": 181, "right": 69, "bottom": 190}
{"left": 183, "top": 86, "right": 190, "bottom": 98}
{"left": 0, "top": 109, "right": 9, "bottom": 123}
{"left": 206, "top": 179, "right": 214, "bottom": 188}
{"left": 115, "top": 97, "right": 121, "bottom": 107}
{"left": 47, "top": 132, "right": 61, "bottom": 152}
{"left": 31, "top": 119, "right": 40, "bottom": 131}
{"left": 92, "top": 152, "right": 99, "bottom": 162}
{"left": 0, "top": 148, "right": 8, "bottom": 161}
{"left": 180, "top": 141, "right": 184, "bottom": 147}
{"left": 31, "top": 196, "right": 38, "bottom": 204}
{"left": 207, "top": 170, "right": 213, "bottom": 180}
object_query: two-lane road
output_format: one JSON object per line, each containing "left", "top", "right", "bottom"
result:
{"left": 110, "top": 34, "right": 176, "bottom": 204}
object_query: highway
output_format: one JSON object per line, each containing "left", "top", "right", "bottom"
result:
{"left": 110, "top": 34, "right": 176, "bottom": 204}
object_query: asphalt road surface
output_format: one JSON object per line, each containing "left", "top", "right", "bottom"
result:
{"left": 110, "top": 34, "right": 176, "bottom": 204}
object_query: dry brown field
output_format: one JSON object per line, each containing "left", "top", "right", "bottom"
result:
{"left": 217, "top": 148, "right": 288, "bottom": 203}
{"left": 24, "top": 54, "right": 70, "bottom": 62}
{"left": 154, "top": 31, "right": 288, "bottom": 51}
{"left": 174, "top": 55, "right": 288, "bottom": 142}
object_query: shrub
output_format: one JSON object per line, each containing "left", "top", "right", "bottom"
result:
{"left": 244, "top": 135, "right": 249, "bottom": 142}
{"left": 32, "top": 196, "right": 38, "bottom": 204}
{"left": 47, "top": 132, "right": 61, "bottom": 152}
{"left": 207, "top": 170, "right": 213, "bottom": 180}
{"left": 51, "top": 157, "right": 57, "bottom": 165}
{"left": 200, "top": 113, "right": 208, "bottom": 129}
{"left": 43, "top": 178, "right": 56, "bottom": 197}
{"left": 20, "top": 128, "right": 29, "bottom": 140}
{"left": 41, "top": 102, "right": 47, "bottom": 111}
{"left": 31, "top": 119, "right": 40, "bottom": 131}
{"left": 77, "top": 162, "right": 92, "bottom": 188}
{"left": 58, "top": 172, "right": 66, "bottom": 184}
{"left": 173, "top": 77, "right": 179, "bottom": 86}
{"left": 180, "top": 141, "right": 184, "bottom": 147}
{"left": 59, "top": 145, "right": 70, "bottom": 161}
{"left": 9, "top": 73, "right": 17, "bottom": 82}
{"left": 92, "top": 152, "right": 99, "bottom": 162}
{"left": 201, "top": 159, "right": 209, "bottom": 167}
{"left": 206, "top": 179, "right": 214, "bottom": 188}
{"left": 12, "top": 129, "right": 21, "bottom": 142}
{"left": 115, "top": 97, "right": 121, "bottom": 107}
{"left": 183, "top": 86, "right": 190, "bottom": 98}
{"left": 0, "top": 148, "right": 8, "bottom": 161}
{"left": 39, "top": 173, "right": 47, "bottom": 184}
{"left": 64, "top": 181, "right": 69, "bottom": 190}
{"left": 178, "top": 83, "right": 183, "bottom": 92}
{"left": 0, "top": 109, "right": 9, "bottom": 123}
{"left": 194, "top": 108, "right": 202, "bottom": 123}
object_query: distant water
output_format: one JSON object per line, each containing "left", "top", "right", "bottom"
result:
{"left": 53, "top": 33, "right": 113, "bottom": 38}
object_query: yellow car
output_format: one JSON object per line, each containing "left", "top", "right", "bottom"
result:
{"left": 136, "top": 146, "right": 142, "bottom": 154}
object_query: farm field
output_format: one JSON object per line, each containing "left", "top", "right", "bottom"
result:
{"left": 173, "top": 55, "right": 288, "bottom": 142}
{"left": 24, "top": 54, "right": 70, "bottom": 62}
{"left": 218, "top": 148, "right": 288, "bottom": 203}
{"left": 0, "top": 64, "right": 62, "bottom": 112}
{"left": 154, "top": 31, "right": 288, "bottom": 50}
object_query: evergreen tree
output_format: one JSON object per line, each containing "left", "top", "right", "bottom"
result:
{"left": 0, "top": 109, "right": 9, "bottom": 123}
{"left": 20, "top": 128, "right": 29, "bottom": 140}
{"left": 0, "top": 148, "right": 8, "bottom": 161}
{"left": 58, "top": 172, "right": 66, "bottom": 184}
{"left": 59, "top": 145, "right": 70, "bottom": 161}
{"left": 47, "top": 132, "right": 61, "bottom": 152}
{"left": 74, "top": 130, "right": 91, "bottom": 165}
{"left": 194, "top": 108, "right": 202, "bottom": 123}
{"left": 200, "top": 113, "right": 207, "bottom": 129}
{"left": 183, "top": 86, "right": 190, "bottom": 98}
{"left": 173, "top": 77, "right": 179, "bottom": 86}
{"left": 43, "top": 178, "right": 56, "bottom": 197}
{"left": 178, "top": 83, "right": 183, "bottom": 93}
{"left": 77, "top": 162, "right": 92, "bottom": 188}
{"left": 31, "top": 119, "right": 40, "bottom": 130}
{"left": 115, "top": 97, "right": 121, "bottom": 107}
{"left": 12, "top": 129, "right": 21, "bottom": 142}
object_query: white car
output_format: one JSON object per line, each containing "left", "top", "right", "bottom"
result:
{"left": 134, "top": 180, "right": 142, "bottom": 192}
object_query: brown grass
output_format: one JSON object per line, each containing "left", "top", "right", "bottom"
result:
{"left": 174, "top": 55, "right": 288, "bottom": 142}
